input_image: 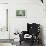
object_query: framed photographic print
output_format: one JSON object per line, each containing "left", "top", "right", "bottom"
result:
{"left": 16, "top": 10, "right": 25, "bottom": 17}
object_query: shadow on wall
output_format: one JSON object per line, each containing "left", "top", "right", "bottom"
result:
{"left": 40, "top": 25, "right": 45, "bottom": 46}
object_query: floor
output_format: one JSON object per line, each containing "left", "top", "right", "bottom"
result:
{"left": 0, "top": 41, "right": 43, "bottom": 46}
{"left": 19, "top": 43, "right": 42, "bottom": 46}
{"left": 0, "top": 43, "right": 14, "bottom": 46}
{"left": 19, "top": 41, "right": 43, "bottom": 46}
{"left": 0, "top": 42, "right": 43, "bottom": 46}
{"left": 0, "top": 39, "right": 15, "bottom": 46}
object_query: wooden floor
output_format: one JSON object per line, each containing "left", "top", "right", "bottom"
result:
{"left": 0, "top": 43, "right": 13, "bottom": 46}
{"left": 19, "top": 41, "right": 43, "bottom": 46}
{"left": 0, "top": 39, "right": 14, "bottom": 43}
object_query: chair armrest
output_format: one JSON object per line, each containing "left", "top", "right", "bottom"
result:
{"left": 22, "top": 31, "right": 28, "bottom": 35}
{"left": 19, "top": 31, "right": 27, "bottom": 41}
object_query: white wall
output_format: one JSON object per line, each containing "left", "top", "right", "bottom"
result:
{"left": 8, "top": 0, "right": 46, "bottom": 44}
{"left": 44, "top": 0, "right": 46, "bottom": 3}
{"left": 0, "top": 4, "right": 9, "bottom": 39}
{"left": 0, "top": 0, "right": 13, "bottom": 46}
{"left": 0, "top": 0, "right": 8, "bottom": 3}
{"left": 9, "top": 0, "right": 42, "bottom": 32}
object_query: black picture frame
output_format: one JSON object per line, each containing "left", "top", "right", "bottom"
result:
{"left": 16, "top": 10, "right": 25, "bottom": 17}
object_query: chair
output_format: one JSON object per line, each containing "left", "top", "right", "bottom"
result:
{"left": 27, "top": 23, "right": 40, "bottom": 43}
{"left": 19, "top": 23, "right": 40, "bottom": 45}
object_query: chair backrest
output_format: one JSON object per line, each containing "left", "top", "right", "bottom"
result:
{"left": 27, "top": 23, "right": 40, "bottom": 35}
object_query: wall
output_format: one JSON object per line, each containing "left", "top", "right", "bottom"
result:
{"left": 0, "top": 4, "right": 9, "bottom": 39}
{"left": 0, "top": 0, "right": 8, "bottom": 3}
{"left": 9, "top": 0, "right": 43, "bottom": 32}
{"left": 0, "top": 0, "right": 13, "bottom": 46}
{"left": 8, "top": 0, "right": 46, "bottom": 45}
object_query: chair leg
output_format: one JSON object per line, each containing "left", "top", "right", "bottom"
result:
{"left": 20, "top": 41, "right": 21, "bottom": 45}
{"left": 30, "top": 40, "right": 34, "bottom": 46}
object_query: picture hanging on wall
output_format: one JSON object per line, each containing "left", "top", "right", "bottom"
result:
{"left": 16, "top": 10, "right": 25, "bottom": 17}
